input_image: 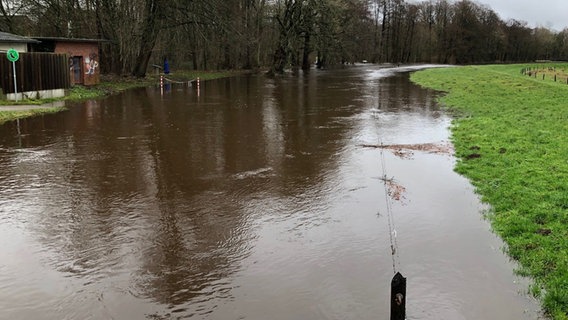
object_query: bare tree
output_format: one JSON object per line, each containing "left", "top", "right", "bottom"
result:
{"left": 6, "top": 0, "right": 566, "bottom": 74}
{"left": 0, "top": 0, "right": 29, "bottom": 33}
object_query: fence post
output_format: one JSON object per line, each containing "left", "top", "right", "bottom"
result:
{"left": 391, "top": 272, "right": 406, "bottom": 320}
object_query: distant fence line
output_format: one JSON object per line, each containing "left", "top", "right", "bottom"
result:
{"left": 521, "top": 66, "right": 568, "bottom": 85}
{"left": 0, "top": 52, "right": 71, "bottom": 95}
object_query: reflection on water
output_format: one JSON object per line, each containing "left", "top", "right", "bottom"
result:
{"left": 0, "top": 66, "right": 543, "bottom": 319}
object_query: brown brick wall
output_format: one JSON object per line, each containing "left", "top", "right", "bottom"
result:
{"left": 55, "top": 41, "right": 100, "bottom": 86}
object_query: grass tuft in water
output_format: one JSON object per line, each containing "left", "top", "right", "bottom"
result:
{"left": 0, "top": 107, "right": 66, "bottom": 125}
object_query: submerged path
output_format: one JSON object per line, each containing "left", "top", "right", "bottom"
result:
{"left": 0, "top": 101, "right": 65, "bottom": 111}
{"left": 0, "top": 65, "right": 545, "bottom": 319}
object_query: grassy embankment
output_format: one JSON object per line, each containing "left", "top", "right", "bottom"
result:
{"left": 0, "top": 70, "right": 238, "bottom": 125}
{"left": 411, "top": 64, "right": 568, "bottom": 320}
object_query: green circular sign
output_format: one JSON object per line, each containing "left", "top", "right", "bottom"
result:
{"left": 7, "top": 48, "right": 19, "bottom": 62}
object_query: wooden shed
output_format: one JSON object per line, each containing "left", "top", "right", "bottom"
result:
{"left": 31, "top": 37, "right": 105, "bottom": 86}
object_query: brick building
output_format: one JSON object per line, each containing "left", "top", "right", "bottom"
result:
{"left": 31, "top": 37, "right": 104, "bottom": 86}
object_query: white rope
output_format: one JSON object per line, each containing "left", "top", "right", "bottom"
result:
{"left": 380, "top": 141, "right": 400, "bottom": 274}
{"left": 162, "top": 76, "right": 196, "bottom": 85}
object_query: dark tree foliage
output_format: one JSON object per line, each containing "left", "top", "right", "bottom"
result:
{"left": 1, "top": 0, "right": 566, "bottom": 76}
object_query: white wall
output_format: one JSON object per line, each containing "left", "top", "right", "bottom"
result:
{"left": 0, "top": 43, "right": 28, "bottom": 52}
{"left": 6, "top": 89, "right": 66, "bottom": 101}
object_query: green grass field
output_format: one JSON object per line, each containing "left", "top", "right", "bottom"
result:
{"left": 411, "top": 64, "right": 568, "bottom": 320}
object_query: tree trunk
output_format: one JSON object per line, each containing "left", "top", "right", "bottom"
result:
{"left": 302, "top": 33, "right": 311, "bottom": 70}
{"left": 269, "top": 0, "right": 303, "bottom": 75}
{"left": 132, "top": 0, "right": 163, "bottom": 78}
{"left": 379, "top": 0, "right": 389, "bottom": 62}
{"left": 270, "top": 45, "right": 287, "bottom": 75}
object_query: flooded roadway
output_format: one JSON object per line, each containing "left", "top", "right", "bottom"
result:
{"left": 0, "top": 65, "right": 544, "bottom": 319}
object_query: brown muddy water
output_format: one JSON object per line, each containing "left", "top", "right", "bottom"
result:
{"left": 0, "top": 66, "right": 544, "bottom": 319}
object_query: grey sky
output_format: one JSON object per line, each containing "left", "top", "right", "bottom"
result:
{"left": 479, "top": 0, "right": 567, "bottom": 31}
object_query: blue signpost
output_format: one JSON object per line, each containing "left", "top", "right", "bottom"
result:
{"left": 6, "top": 48, "right": 19, "bottom": 101}
{"left": 164, "top": 58, "right": 170, "bottom": 75}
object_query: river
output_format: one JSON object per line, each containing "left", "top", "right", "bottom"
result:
{"left": 0, "top": 65, "right": 544, "bottom": 319}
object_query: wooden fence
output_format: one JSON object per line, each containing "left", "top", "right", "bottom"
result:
{"left": 0, "top": 52, "right": 70, "bottom": 94}
{"left": 522, "top": 66, "right": 568, "bottom": 85}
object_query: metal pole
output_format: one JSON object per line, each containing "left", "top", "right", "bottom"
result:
{"left": 12, "top": 60, "right": 18, "bottom": 102}
{"left": 390, "top": 272, "right": 406, "bottom": 320}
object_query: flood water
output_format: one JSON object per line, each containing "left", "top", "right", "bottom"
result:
{"left": 0, "top": 65, "right": 544, "bottom": 319}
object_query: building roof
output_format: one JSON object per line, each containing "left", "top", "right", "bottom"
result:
{"left": 31, "top": 37, "right": 109, "bottom": 43}
{"left": 0, "top": 31, "right": 40, "bottom": 43}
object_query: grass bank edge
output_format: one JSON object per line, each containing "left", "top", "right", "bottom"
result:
{"left": 0, "top": 70, "right": 244, "bottom": 124}
{"left": 410, "top": 63, "right": 568, "bottom": 320}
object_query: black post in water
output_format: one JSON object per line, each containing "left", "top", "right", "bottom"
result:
{"left": 390, "top": 272, "right": 406, "bottom": 320}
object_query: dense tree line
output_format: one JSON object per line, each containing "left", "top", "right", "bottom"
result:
{"left": 1, "top": 0, "right": 567, "bottom": 76}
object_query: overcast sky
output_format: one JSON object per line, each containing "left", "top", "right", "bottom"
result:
{"left": 479, "top": 0, "right": 567, "bottom": 31}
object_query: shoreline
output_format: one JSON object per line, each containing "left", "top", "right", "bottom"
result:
{"left": 0, "top": 70, "right": 249, "bottom": 125}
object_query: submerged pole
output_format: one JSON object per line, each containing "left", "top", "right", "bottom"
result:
{"left": 390, "top": 272, "right": 406, "bottom": 320}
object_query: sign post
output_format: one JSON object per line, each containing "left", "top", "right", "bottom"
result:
{"left": 6, "top": 48, "right": 20, "bottom": 101}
